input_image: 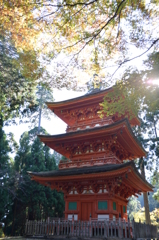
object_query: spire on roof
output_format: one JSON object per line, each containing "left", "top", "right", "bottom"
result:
{"left": 86, "top": 74, "right": 110, "bottom": 94}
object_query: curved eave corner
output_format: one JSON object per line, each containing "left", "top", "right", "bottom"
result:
{"left": 27, "top": 161, "right": 153, "bottom": 193}
{"left": 131, "top": 163, "right": 153, "bottom": 192}
{"left": 37, "top": 119, "right": 146, "bottom": 158}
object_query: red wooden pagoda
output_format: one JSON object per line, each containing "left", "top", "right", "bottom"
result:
{"left": 28, "top": 87, "right": 153, "bottom": 221}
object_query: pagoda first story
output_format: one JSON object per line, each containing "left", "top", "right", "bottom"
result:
{"left": 29, "top": 162, "right": 153, "bottom": 221}
{"left": 28, "top": 119, "right": 153, "bottom": 221}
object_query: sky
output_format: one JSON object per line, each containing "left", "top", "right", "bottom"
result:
{"left": 4, "top": 88, "right": 86, "bottom": 144}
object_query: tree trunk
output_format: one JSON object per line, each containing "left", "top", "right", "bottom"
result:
{"left": 153, "top": 120, "right": 158, "bottom": 139}
{"left": 11, "top": 198, "right": 17, "bottom": 236}
{"left": 38, "top": 107, "right": 42, "bottom": 134}
{"left": 140, "top": 157, "right": 151, "bottom": 224}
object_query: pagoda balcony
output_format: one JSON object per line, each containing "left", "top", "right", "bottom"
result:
{"left": 59, "top": 156, "right": 121, "bottom": 169}
{"left": 66, "top": 117, "right": 114, "bottom": 133}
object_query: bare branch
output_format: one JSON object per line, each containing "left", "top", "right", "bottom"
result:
{"left": 42, "top": 0, "right": 98, "bottom": 8}
{"left": 37, "top": 8, "right": 59, "bottom": 21}
{"left": 116, "top": 8, "right": 122, "bottom": 40}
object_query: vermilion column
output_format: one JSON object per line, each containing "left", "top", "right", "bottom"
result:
{"left": 109, "top": 200, "right": 113, "bottom": 220}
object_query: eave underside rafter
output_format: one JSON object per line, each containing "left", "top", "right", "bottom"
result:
{"left": 32, "top": 170, "right": 151, "bottom": 200}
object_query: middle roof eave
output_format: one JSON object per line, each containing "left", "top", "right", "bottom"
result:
{"left": 37, "top": 118, "right": 146, "bottom": 156}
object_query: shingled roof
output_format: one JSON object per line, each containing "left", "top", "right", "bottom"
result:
{"left": 28, "top": 161, "right": 153, "bottom": 191}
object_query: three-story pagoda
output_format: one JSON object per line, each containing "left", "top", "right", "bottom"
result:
{"left": 29, "top": 86, "right": 153, "bottom": 221}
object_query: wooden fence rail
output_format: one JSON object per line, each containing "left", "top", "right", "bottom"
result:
{"left": 25, "top": 219, "right": 157, "bottom": 239}
{"left": 25, "top": 219, "right": 132, "bottom": 238}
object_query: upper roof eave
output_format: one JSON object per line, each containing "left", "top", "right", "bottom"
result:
{"left": 46, "top": 88, "right": 140, "bottom": 126}
{"left": 46, "top": 88, "right": 113, "bottom": 108}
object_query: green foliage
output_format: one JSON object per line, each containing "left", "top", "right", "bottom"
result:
{"left": 2, "top": 0, "right": 159, "bottom": 80}
{"left": 29, "top": 85, "right": 54, "bottom": 133}
{"left": 99, "top": 77, "right": 142, "bottom": 119}
{"left": 100, "top": 52, "right": 159, "bottom": 178}
{"left": 0, "top": 228, "right": 5, "bottom": 237}
{"left": 0, "top": 35, "right": 42, "bottom": 122}
{"left": 5, "top": 127, "right": 64, "bottom": 236}
{"left": 152, "top": 173, "right": 159, "bottom": 202}
{"left": 0, "top": 117, "right": 13, "bottom": 222}
{"left": 127, "top": 196, "right": 141, "bottom": 221}
{"left": 153, "top": 190, "right": 159, "bottom": 202}
{"left": 100, "top": 53, "right": 159, "bottom": 224}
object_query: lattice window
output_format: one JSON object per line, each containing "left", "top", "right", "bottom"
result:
{"left": 113, "top": 202, "right": 116, "bottom": 210}
{"left": 68, "top": 202, "right": 77, "bottom": 210}
{"left": 98, "top": 201, "right": 108, "bottom": 210}
{"left": 123, "top": 206, "right": 126, "bottom": 213}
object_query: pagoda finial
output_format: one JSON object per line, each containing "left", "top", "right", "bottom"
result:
{"left": 86, "top": 74, "right": 101, "bottom": 93}
{"left": 86, "top": 74, "right": 109, "bottom": 93}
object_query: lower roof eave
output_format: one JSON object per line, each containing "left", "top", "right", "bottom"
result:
{"left": 28, "top": 161, "right": 153, "bottom": 192}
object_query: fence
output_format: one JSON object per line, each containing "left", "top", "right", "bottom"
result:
{"left": 25, "top": 218, "right": 157, "bottom": 239}
{"left": 133, "top": 221, "right": 157, "bottom": 238}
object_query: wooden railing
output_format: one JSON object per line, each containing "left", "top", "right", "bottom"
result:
{"left": 25, "top": 219, "right": 132, "bottom": 238}
{"left": 133, "top": 221, "right": 157, "bottom": 238}
{"left": 25, "top": 218, "right": 157, "bottom": 239}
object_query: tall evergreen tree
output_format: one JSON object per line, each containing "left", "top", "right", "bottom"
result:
{"left": 0, "top": 35, "right": 42, "bottom": 122}
{"left": 8, "top": 128, "right": 64, "bottom": 236}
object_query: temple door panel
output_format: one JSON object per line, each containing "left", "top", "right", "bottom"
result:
{"left": 119, "top": 205, "right": 122, "bottom": 217}
{"left": 81, "top": 202, "right": 93, "bottom": 221}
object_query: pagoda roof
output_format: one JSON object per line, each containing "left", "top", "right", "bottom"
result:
{"left": 38, "top": 119, "right": 146, "bottom": 160}
{"left": 28, "top": 161, "right": 153, "bottom": 193}
{"left": 47, "top": 88, "right": 113, "bottom": 108}
{"left": 46, "top": 88, "right": 140, "bottom": 126}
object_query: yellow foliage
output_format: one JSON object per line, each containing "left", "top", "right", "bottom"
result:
{"left": 0, "top": 0, "right": 39, "bottom": 51}
{"left": 133, "top": 207, "right": 159, "bottom": 227}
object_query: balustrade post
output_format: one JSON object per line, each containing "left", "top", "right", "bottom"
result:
{"left": 53, "top": 220, "right": 55, "bottom": 235}
{"left": 47, "top": 217, "right": 49, "bottom": 236}
{"left": 58, "top": 218, "right": 60, "bottom": 235}
{"left": 114, "top": 220, "right": 116, "bottom": 237}
{"left": 110, "top": 220, "right": 113, "bottom": 237}
{"left": 81, "top": 221, "right": 83, "bottom": 237}
{"left": 118, "top": 213, "right": 121, "bottom": 238}
{"left": 64, "top": 220, "right": 66, "bottom": 235}
{"left": 107, "top": 220, "right": 109, "bottom": 238}
{"left": 84, "top": 221, "right": 86, "bottom": 237}
{"left": 25, "top": 219, "right": 28, "bottom": 235}
{"left": 45, "top": 220, "right": 47, "bottom": 236}
{"left": 131, "top": 218, "right": 135, "bottom": 239}
{"left": 79, "top": 220, "right": 81, "bottom": 237}
{"left": 128, "top": 217, "right": 130, "bottom": 238}
{"left": 89, "top": 213, "right": 92, "bottom": 237}
{"left": 75, "top": 220, "right": 77, "bottom": 236}
{"left": 94, "top": 221, "right": 96, "bottom": 237}
{"left": 124, "top": 219, "right": 127, "bottom": 238}
{"left": 104, "top": 220, "right": 107, "bottom": 238}
{"left": 70, "top": 220, "right": 72, "bottom": 236}
{"left": 27, "top": 220, "right": 29, "bottom": 235}
{"left": 67, "top": 220, "right": 69, "bottom": 235}
{"left": 72, "top": 215, "right": 74, "bottom": 236}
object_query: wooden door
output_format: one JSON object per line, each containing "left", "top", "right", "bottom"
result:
{"left": 81, "top": 202, "right": 92, "bottom": 221}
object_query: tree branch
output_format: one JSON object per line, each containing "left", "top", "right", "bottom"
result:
{"left": 110, "top": 38, "right": 159, "bottom": 80}
{"left": 57, "top": 0, "right": 127, "bottom": 52}
{"left": 42, "top": 0, "right": 98, "bottom": 8}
